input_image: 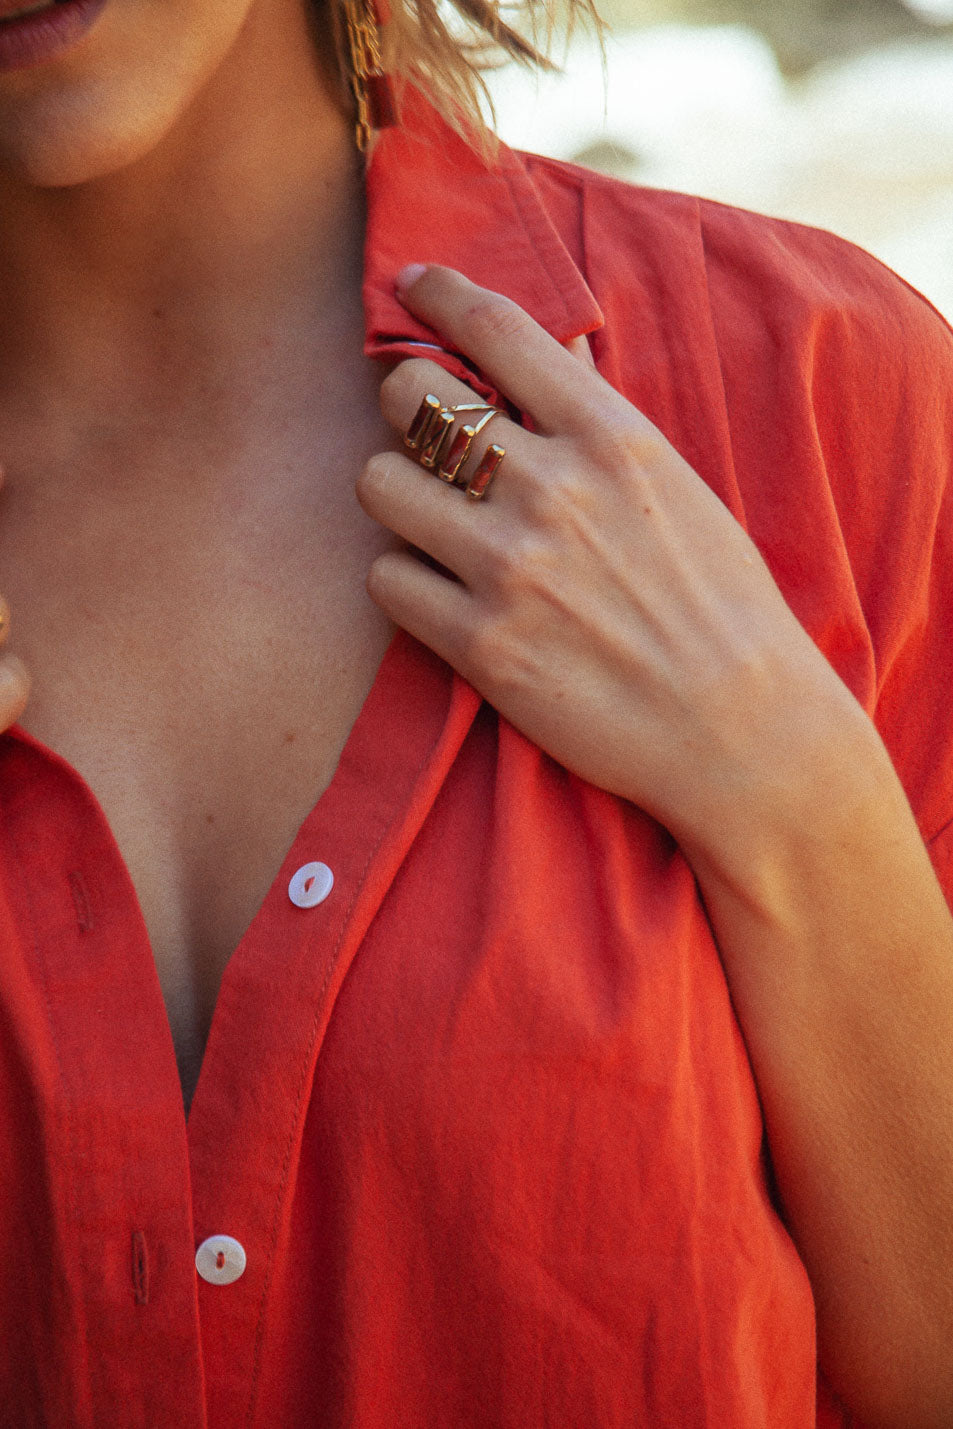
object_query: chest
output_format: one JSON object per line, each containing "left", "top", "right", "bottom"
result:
{"left": 0, "top": 408, "right": 399, "bottom": 1108}
{"left": 0, "top": 635, "right": 815, "bottom": 1429}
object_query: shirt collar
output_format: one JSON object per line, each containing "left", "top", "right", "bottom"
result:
{"left": 362, "top": 88, "right": 604, "bottom": 357}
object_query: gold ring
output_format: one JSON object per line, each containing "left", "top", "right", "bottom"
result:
{"left": 437, "top": 409, "right": 499, "bottom": 485}
{"left": 465, "top": 443, "right": 505, "bottom": 501}
{"left": 404, "top": 394, "right": 442, "bottom": 452}
{"left": 404, "top": 394, "right": 506, "bottom": 497}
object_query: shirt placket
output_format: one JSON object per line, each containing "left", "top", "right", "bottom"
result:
{"left": 183, "top": 636, "right": 479, "bottom": 1428}
{"left": 0, "top": 737, "right": 207, "bottom": 1429}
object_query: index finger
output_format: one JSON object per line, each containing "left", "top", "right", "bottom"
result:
{"left": 395, "top": 265, "right": 616, "bottom": 437}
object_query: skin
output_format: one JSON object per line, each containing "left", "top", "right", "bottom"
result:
{"left": 0, "top": 0, "right": 404, "bottom": 1103}
{"left": 0, "top": 0, "right": 950, "bottom": 1423}
{"left": 360, "top": 268, "right": 953, "bottom": 1427}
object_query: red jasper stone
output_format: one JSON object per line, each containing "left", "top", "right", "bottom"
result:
{"left": 466, "top": 444, "right": 505, "bottom": 500}
{"left": 437, "top": 424, "right": 475, "bottom": 484}
{"left": 367, "top": 72, "right": 398, "bottom": 130}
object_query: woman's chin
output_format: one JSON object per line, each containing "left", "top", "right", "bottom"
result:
{"left": 0, "top": 4, "right": 245, "bottom": 190}
{"left": 0, "top": 83, "right": 187, "bottom": 186}
{"left": 0, "top": 126, "right": 156, "bottom": 188}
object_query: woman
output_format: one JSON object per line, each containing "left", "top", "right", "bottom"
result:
{"left": 0, "top": 0, "right": 950, "bottom": 1420}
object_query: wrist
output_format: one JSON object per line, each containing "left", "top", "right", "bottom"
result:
{"left": 673, "top": 691, "right": 908, "bottom": 923}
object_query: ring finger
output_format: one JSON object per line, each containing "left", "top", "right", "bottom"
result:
{"left": 378, "top": 357, "right": 537, "bottom": 504}
{"left": 361, "top": 364, "right": 534, "bottom": 581}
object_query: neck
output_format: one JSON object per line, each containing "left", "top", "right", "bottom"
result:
{"left": 0, "top": 0, "right": 367, "bottom": 429}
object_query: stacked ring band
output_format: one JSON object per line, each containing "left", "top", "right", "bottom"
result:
{"left": 405, "top": 394, "right": 506, "bottom": 501}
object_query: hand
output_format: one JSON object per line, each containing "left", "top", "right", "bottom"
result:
{"left": 360, "top": 272, "right": 953, "bottom": 1421}
{"left": 357, "top": 266, "right": 870, "bottom": 871}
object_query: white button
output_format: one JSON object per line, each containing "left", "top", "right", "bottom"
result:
{"left": 195, "top": 1234, "right": 246, "bottom": 1286}
{"left": 288, "top": 861, "right": 334, "bottom": 908}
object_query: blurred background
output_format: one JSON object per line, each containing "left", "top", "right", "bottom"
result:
{"left": 482, "top": 0, "right": 953, "bottom": 318}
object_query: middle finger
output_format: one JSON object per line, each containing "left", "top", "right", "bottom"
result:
{"left": 362, "top": 361, "right": 537, "bottom": 578}
{"left": 379, "top": 357, "right": 537, "bottom": 499}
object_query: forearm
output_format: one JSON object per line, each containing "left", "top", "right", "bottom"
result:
{"left": 370, "top": 265, "right": 953, "bottom": 1421}
{"left": 682, "top": 704, "right": 953, "bottom": 1429}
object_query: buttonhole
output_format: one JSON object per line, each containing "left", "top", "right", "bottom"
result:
{"left": 68, "top": 871, "right": 94, "bottom": 933}
{"left": 132, "top": 1230, "right": 150, "bottom": 1305}
{"left": 216, "top": 1251, "right": 226, "bottom": 1270}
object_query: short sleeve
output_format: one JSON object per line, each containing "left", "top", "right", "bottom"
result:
{"left": 697, "top": 207, "right": 953, "bottom": 897}
{"left": 561, "top": 171, "right": 953, "bottom": 907}
{"left": 855, "top": 284, "right": 953, "bottom": 895}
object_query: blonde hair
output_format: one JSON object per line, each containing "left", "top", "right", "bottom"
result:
{"left": 332, "top": 0, "right": 605, "bottom": 157}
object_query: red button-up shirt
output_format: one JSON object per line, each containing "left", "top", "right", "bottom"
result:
{"left": 2, "top": 93, "right": 952, "bottom": 1428}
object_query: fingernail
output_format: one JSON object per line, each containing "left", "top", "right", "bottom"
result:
{"left": 395, "top": 263, "right": 428, "bottom": 297}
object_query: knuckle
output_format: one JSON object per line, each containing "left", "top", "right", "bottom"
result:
{"left": 484, "top": 530, "right": 544, "bottom": 596}
{"left": 586, "top": 416, "right": 661, "bottom": 476}
{"left": 465, "top": 293, "right": 527, "bottom": 347}
{"left": 517, "top": 444, "right": 595, "bottom": 531}
{"left": 380, "top": 357, "right": 444, "bottom": 416}
{"left": 524, "top": 466, "right": 587, "bottom": 528}
{"left": 461, "top": 616, "right": 536, "bottom": 696}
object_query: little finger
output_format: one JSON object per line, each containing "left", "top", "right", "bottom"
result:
{"left": 366, "top": 548, "right": 477, "bottom": 670}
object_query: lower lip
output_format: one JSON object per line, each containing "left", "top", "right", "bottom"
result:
{"left": 0, "top": 0, "right": 106, "bottom": 71}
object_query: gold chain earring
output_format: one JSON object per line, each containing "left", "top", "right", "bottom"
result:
{"left": 343, "top": 0, "right": 398, "bottom": 152}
